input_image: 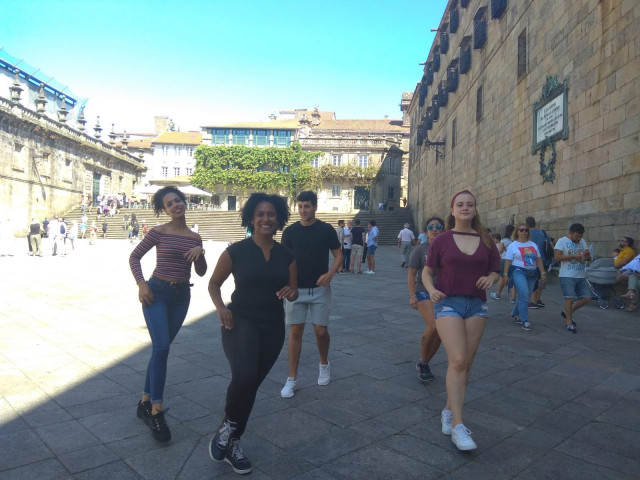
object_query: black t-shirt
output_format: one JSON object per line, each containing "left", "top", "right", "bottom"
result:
{"left": 29, "top": 223, "right": 41, "bottom": 235}
{"left": 227, "top": 238, "right": 294, "bottom": 322}
{"left": 350, "top": 226, "right": 365, "bottom": 246}
{"left": 281, "top": 219, "right": 341, "bottom": 288}
{"left": 102, "top": 222, "right": 108, "bottom": 232}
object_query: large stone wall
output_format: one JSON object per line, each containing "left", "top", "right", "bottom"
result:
{"left": 408, "top": 0, "right": 639, "bottom": 255}
{"left": 0, "top": 96, "right": 145, "bottom": 234}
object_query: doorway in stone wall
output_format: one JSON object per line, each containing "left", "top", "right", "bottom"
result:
{"left": 92, "top": 172, "right": 101, "bottom": 205}
{"left": 228, "top": 195, "right": 236, "bottom": 211}
{"left": 354, "top": 186, "right": 369, "bottom": 210}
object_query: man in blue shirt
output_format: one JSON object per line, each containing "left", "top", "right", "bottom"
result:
{"left": 526, "top": 217, "right": 552, "bottom": 308}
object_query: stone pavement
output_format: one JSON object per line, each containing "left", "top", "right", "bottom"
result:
{"left": 1, "top": 239, "right": 639, "bottom": 479}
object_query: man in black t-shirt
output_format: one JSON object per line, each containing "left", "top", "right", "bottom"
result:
{"left": 280, "top": 191, "right": 342, "bottom": 398}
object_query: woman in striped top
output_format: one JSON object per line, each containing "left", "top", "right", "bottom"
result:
{"left": 129, "top": 186, "right": 207, "bottom": 442}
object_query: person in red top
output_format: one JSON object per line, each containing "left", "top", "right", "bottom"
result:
{"left": 129, "top": 186, "right": 207, "bottom": 442}
{"left": 423, "top": 190, "right": 500, "bottom": 451}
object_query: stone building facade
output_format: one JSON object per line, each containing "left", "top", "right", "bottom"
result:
{"left": 200, "top": 106, "right": 410, "bottom": 213}
{"left": 0, "top": 95, "right": 145, "bottom": 231}
{"left": 408, "top": 0, "right": 639, "bottom": 254}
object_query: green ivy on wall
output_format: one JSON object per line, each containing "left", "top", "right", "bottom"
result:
{"left": 192, "top": 143, "right": 380, "bottom": 197}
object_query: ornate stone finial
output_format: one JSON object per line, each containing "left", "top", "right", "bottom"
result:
{"left": 121, "top": 131, "right": 129, "bottom": 151}
{"left": 109, "top": 123, "right": 117, "bottom": 145}
{"left": 77, "top": 106, "right": 86, "bottom": 132}
{"left": 168, "top": 119, "right": 175, "bottom": 131}
{"left": 311, "top": 106, "right": 321, "bottom": 126}
{"left": 57, "top": 95, "right": 69, "bottom": 123}
{"left": 138, "top": 145, "right": 145, "bottom": 160}
{"left": 94, "top": 116, "right": 102, "bottom": 139}
{"left": 9, "top": 71, "right": 23, "bottom": 104}
{"left": 35, "top": 84, "right": 48, "bottom": 114}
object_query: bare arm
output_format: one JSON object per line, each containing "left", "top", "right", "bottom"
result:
{"left": 277, "top": 260, "right": 299, "bottom": 301}
{"left": 422, "top": 266, "right": 446, "bottom": 303}
{"left": 208, "top": 250, "right": 234, "bottom": 329}
{"left": 317, "top": 247, "right": 343, "bottom": 287}
{"left": 408, "top": 267, "right": 419, "bottom": 309}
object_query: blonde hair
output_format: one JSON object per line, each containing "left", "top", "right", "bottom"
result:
{"left": 511, "top": 223, "right": 530, "bottom": 241}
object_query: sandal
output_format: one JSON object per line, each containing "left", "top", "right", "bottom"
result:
{"left": 624, "top": 304, "right": 637, "bottom": 312}
{"left": 620, "top": 291, "right": 635, "bottom": 300}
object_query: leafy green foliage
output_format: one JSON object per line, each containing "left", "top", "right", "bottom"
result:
{"left": 192, "top": 143, "right": 379, "bottom": 197}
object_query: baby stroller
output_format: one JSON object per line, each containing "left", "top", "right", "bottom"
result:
{"left": 585, "top": 258, "right": 625, "bottom": 309}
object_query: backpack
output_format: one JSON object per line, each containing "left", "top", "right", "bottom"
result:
{"left": 60, "top": 223, "right": 66, "bottom": 235}
{"left": 543, "top": 231, "right": 554, "bottom": 264}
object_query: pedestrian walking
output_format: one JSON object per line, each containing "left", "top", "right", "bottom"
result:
{"left": 398, "top": 222, "right": 415, "bottom": 267}
{"left": 422, "top": 190, "right": 500, "bottom": 451}
{"left": 554, "top": 223, "right": 591, "bottom": 333}
{"left": 408, "top": 217, "right": 444, "bottom": 382}
{"left": 503, "top": 224, "right": 547, "bottom": 330}
{"left": 280, "top": 191, "right": 342, "bottom": 398}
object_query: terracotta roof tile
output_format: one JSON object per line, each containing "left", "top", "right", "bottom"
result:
{"left": 201, "top": 120, "right": 301, "bottom": 129}
{"left": 152, "top": 131, "right": 202, "bottom": 145}
{"left": 311, "top": 119, "right": 408, "bottom": 132}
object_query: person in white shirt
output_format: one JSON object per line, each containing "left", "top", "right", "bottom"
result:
{"left": 554, "top": 223, "right": 591, "bottom": 333}
{"left": 398, "top": 223, "right": 416, "bottom": 267}
{"left": 336, "top": 220, "right": 346, "bottom": 273}
{"left": 342, "top": 221, "right": 352, "bottom": 273}
{"left": 503, "top": 224, "right": 546, "bottom": 331}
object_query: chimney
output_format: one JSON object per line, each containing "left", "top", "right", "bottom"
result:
{"left": 155, "top": 116, "right": 169, "bottom": 133}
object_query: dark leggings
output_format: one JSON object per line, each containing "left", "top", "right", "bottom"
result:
{"left": 221, "top": 317, "right": 284, "bottom": 438}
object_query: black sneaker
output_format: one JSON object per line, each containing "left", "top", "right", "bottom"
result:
{"left": 136, "top": 400, "right": 152, "bottom": 425}
{"left": 566, "top": 322, "right": 577, "bottom": 334}
{"left": 512, "top": 315, "right": 521, "bottom": 324}
{"left": 148, "top": 409, "right": 171, "bottom": 442}
{"left": 224, "top": 438, "right": 252, "bottom": 475}
{"left": 416, "top": 361, "right": 434, "bottom": 382}
{"left": 209, "top": 419, "right": 237, "bottom": 462}
{"left": 561, "top": 310, "right": 567, "bottom": 319}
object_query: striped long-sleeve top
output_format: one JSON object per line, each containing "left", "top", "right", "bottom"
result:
{"left": 129, "top": 228, "right": 203, "bottom": 283}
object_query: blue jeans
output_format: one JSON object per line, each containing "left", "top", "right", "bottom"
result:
{"left": 142, "top": 277, "right": 191, "bottom": 403}
{"left": 510, "top": 268, "right": 539, "bottom": 323}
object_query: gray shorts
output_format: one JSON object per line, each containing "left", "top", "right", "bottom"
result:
{"left": 285, "top": 286, "right": 331, "bottom": 326}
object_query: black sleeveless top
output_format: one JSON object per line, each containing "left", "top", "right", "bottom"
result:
{"left": 226, "top": 238, "right": 294, "bottom": 322}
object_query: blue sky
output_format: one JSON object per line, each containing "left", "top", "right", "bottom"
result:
{"left": 3, "top": 0, "right": 448, "bottom": 133}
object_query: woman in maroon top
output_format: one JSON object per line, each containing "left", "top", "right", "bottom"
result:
{"left": 129, "top": 186, "right": 207, "bottom": 442}
{"left": 423, "top": 190, "right": 500, "bottom": 451}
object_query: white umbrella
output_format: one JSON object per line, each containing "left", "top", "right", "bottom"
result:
{"left": 137, "top": 184, "right": 161, "bottom": 195}
{"left": 178, "top": 185, "right": 212, "bottom": 197}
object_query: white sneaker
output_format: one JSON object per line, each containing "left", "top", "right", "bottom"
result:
{"left": 451, "top": 424, "right": 477, "bottom": 451}
{"left": 318, "top": 363, "right": 330, "bottom": 385}
{"left": 364, "top": 270, "right": 375, "bottom": 274}
{"left": 441, "top": 409, "right": 452, "bottom": 435}
{"left": 280, "top": 377, "right": 296, "bottom": 398}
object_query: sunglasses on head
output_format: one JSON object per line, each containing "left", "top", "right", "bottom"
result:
{"left": 519, "top": 228, "right": 529, "bottom": 232}
{"left": 427, "top": 224, "right": 443, "bottom": 231}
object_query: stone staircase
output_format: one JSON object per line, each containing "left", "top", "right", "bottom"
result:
{"left": 62, "top": 207, "right": 414, "bottom": 245}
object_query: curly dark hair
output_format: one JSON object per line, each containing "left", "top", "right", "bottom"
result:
{"left": 151, "top": 186, "right": 187, "bottom": 217}
{"left": 241, "top": 193, "right": 290, "bottom": 234}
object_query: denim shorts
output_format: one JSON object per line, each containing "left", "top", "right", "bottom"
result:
{"left": 416, "top": 291, "right": 431, "bottom": 302}
{"left": 367, "top": 245, "right": 377, "bottom": 255}
{"left": 560, "top": 277, "right": 590, "bottom": 299}
{"left": 433, "top": 295, "right": 488, "bottom": 319}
